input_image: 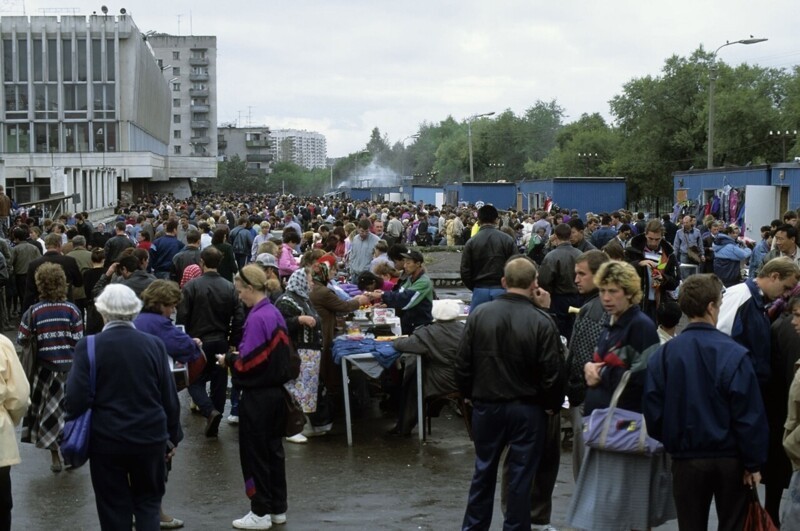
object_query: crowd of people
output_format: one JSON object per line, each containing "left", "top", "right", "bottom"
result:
{"left": 1, "top": 188, "right": 800, "bottom": 530}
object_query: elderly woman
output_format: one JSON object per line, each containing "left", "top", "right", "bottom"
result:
{"left": 390, "top": 299, "right": 465, "bottom": 436}
{"left": 566, "top": 260, "right": 673, "bottom": 530}
{"left": 18, "top": 263, "right": 83, "bottom": 473}
{"left": 65, "top": 284, "right": 182, "bottom": 531}
{"left": 308, "top": 256, "right": 370, "bottom": 394}
{"left": 217, "top": 265, "right": 296, "bottom": 530}
{"left": 276, "top": 268, "right": 326, "bottom": 444}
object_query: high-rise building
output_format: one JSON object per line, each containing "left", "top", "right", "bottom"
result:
{"left": 0, "top": 13, "right": 185, "bottom": 217}
{"left": 146, "top": 34, "right": 217, "bottom": 182}
{"left": 269, "top": 129, "right": 327, "bottom": 169}
{"left": 217, "top": 125, "right": 272, "bottom": 176}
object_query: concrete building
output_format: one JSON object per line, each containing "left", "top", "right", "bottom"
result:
{"left": 0, "top": 13, "right": 199, "bottom": 218}
{"left": 269, "top": 129, "right": 327, "bottom": 169}
{"left": 147, "top": 34, "right": 217, "bottom": 182}
{"left": 217, "top": 125, "right": 272, "bottom": 177}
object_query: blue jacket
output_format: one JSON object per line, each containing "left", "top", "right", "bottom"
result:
{"left": 134, "top": 311, "right": 203, "bottom": 364}
{"left": 149, "top": 235, "right": 184, "bottom": 274}
{"left": 749, "top": 239, "right": 770, "bottom": 279}
{"left": 712, "top": 234, "right": 751, "bottom": 287}
{"left": 643, "top": 323, "right": 768, "bottom": 472}
{"left": 717, "top": 278, "right": 771, "bottom": 385}
{"left": 590, "top": 226, "right": 616, "bottom": 249}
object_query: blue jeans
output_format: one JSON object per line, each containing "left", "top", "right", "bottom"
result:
{"left": 462, "top": 400, "right": 546, "bottom": 531}
{"left": 470, "top": 287, "right": 505, "bottom": 311}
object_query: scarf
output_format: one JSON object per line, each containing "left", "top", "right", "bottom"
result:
{"left": 180, "top": 264, "right": 202, "bottom": 288}
{"left": 286, "top": 269, "right": 310, "bottom": 300}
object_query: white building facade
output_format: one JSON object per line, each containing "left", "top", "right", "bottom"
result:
{"left": 147, "top": 34, "right": 218, "bottom": 182}
{"left": 269, "top": 129, "right": 327, "bottom": 169}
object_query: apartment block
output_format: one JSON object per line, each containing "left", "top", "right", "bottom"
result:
{"left": 269, "top": 129, "right": 327, "bottom": 169}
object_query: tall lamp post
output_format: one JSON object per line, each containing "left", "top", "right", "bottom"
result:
{"left": 707, "top": 37, "right": 767, "bottom": 168}
{"left": 468, "top": 111, "right": 495, "bottom": 182}
{"left": 769, "top": 130, "right": 798, "bottom": 162}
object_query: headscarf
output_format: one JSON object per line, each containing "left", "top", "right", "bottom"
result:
{"left": 180, "top": 264, "right": 202, "bottom": 289}
{"left": 311, "top": 261, "right": 330, "bottom": 285}
{"left": 286, "top": 268, "right": 310, "bottom": 300}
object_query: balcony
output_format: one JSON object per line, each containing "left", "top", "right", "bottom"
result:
{"left": 190, "top": 46, "right": 208, "bottom": 51}
{"left": 246, "top": 153, "right": 273, "bottom": 163}
{"left": 191, "top": 104, "right": 210, "bottom": 113}
{"left": 190, "top": 136, "right": 210, "bottom": 144}
{"left": 217, "top": 138, "right": 227, "bottom": 149}
{"left": 246, "top": 138, "right": 269, "bottom": 148}
{"left": 191, "top": 120, "right": 211, "bottom": 129}
{"left": 189, "top": 73, "right": 209, "bottom": 82}
{"left": 246, "top": 167, "right": 268, "bottom": 176}
{"left": 189, "top": 57, "right": 209, "bottom": 66}
{"left": 190, "top": 151, "right": 212, "bottom": 157}
{"left": 189, "top": 88, "right": 209, "bottom": 97}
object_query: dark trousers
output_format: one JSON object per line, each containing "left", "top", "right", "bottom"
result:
{"left": 187, "top": 339, "right": 229, "bottom": 418}
{"left": 89, "top": 448, "right": 166, "bottom": 531}
{"left": 500, "top": 412, "right": 561, "bottom": 525}
{"left": 13, "top": 274, "right": 25, "bottom": 315}
{"left": 550, "top": 293, "right": 580, "bottom": 340}
{"left": 239, "top": 387, "right": 287, "bottom": 516}
{"left": 462, "top": 400, "right": 546, "bottom": 531}
{"left": 0, "top": 466, "right": 11, "bottom": 531}
{"left": 671, "top": 457, "right": 749, "bottom": 531}
{"left": 235, "top": 253, "right": 248, "bottom": 271}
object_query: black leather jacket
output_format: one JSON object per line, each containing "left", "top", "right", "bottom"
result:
{"left": 455, "top": 293, "right": 564, "bottom": 410}
{"left": 459, "top": 225, "right": 517, "bottom": 290}
{"left": 176, "top": 271, "right": 245, "bottom": 347}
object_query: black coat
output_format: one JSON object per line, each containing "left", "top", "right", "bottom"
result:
{"left": 625, "top": 234, "right": 679, "bottom": 318}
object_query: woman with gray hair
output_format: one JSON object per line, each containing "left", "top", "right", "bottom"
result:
{"left": 65, "top": 284, "right": 182, "bottom": 530}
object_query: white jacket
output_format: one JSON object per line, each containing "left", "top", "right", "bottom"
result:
{"left": 0, "top": 335, "right": 29, "bottom": 467}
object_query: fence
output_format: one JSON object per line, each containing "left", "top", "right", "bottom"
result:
{"left": 626, "top": 196, "right": 673, "bottom": 218}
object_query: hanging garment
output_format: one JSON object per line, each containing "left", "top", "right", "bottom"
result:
{"left": 729, "top": 189, "right": 740, "bottom": 224}
{"left": 711, "top": 195, "right": 721, "bottom": 218}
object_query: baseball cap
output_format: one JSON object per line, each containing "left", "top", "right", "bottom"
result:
{"left": 255, "top": 253, "right": 279, "bottom": 270}
{"left": 400, "top": 250, "right": 424, "bottom": 263}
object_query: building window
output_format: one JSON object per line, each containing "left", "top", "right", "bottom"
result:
{"left": 172, "top": 51, "right": 180, "bottom": 60}
{"left": 172, "top": 66, "right": 180, "bottom": 76}
{"left": 173, "top": 98, "right": 180, "bottom": 107}
{"left": 173, "top": 114, "right": 181, "bottom": 123}
{"left": 174, "top": 145, "right": 181, "bottom": 154}
{"left": 172, "top": 82, "right": 181, "bottom": 91}
{"left": 173, "top": 130, "right": 181, "bottom": 139}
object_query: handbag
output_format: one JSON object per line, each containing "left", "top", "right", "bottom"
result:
{"left": 18, "top": 309, "right": 37, "bottom": 383}
{"left": 282, "top": 388, "right": 305, "bottom": 437}
{"left": 583, "top": 371, "right": 664, "bottom": 455}
{"left": 60, "top": 335, "right": 96, "bottom": 469}
{"left": 744, "top": 486, "right": 778, "bottom": 531}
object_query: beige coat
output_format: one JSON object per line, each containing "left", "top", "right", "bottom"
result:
{"left": 784, "top": 361, "right": 800, "bottom": 471}
{"left": 0, "top": 336, "right": 29, "bottom": 467}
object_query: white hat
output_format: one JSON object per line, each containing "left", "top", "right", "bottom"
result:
{"left": 431, "top": 300, "right": 460, "bottom": 322}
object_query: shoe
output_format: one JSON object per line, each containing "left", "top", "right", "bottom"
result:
{"left": 304, "top": 422, "right": 332, "bottom": 437}
{"left": 531, "top": 525, "right": 558, "bottom": 531}
{"left": 159, "top": 517, "right": 184, "bottom": 529}
{"left": 205, "top": 410, "right": 222, "bottom": 437}
{"left": 285, "top": 433, "right": 307, "bottom": 444}
{"left": 50, "top": 462, "right": 62, "bottom": 473}
{"left": 189, "top": 400, "right": 202, "bottom": 415}
{"left": 232, "top": 511, "right": 272, "bottom": 529}
{"left": 227, "top": 415, "right": 239, "bottom": 424}
{"left": 270, "top": 513, "right": 286, "bottom": 525}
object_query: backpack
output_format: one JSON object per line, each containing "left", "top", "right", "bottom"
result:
{"left": 231, "top": 227, "right": 248, "bottom": 255}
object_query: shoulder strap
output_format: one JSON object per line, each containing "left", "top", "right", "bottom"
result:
{"left": 88, "top": 335, "right": 97, "bottom": 400}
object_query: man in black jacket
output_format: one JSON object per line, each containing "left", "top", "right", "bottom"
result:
{"left": 538, "top": 223, "right": 582, "bottom": 339}
{"left": 177, "top": 246, "right": 244, "bottom": 437}
{"left": 625, "top": 219, "right": 679, "bottom": 323}
{"left": 23, "top": 233, "right": 83, "bottom": 312}
{"left": 103, "top": 221, "right": 134, "bottom": 268}
{"left": 455, "top": 256, "right": 563, "bottom": 531}
{"left": 459, "top": 205, "right": 517, "bottom": 310}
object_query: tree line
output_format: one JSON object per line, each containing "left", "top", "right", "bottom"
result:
{"left": 205, "top": 47, "right": 800, "bottom": 200}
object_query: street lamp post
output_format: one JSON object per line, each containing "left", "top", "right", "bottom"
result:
{"left": 769, "top": 130, "right": 798, "bottom": 161}
{"left": 578, "top": 152, "right": 599, "bottom": 176}
{"left": 707, "top": 37, "right": 767, "bottom": 168}
{"left": 488, "top": 162, "right": 505, "bottom": 181}
{"left": 468, "top": 111, "right": 495, "bottom": 182}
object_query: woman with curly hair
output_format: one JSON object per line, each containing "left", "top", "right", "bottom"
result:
{"left": 18, "top": 263, "right": 83, "bottom": 473}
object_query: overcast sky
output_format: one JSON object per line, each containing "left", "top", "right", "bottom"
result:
{"left": 14, "top": 0, "right": 800, "bottom": 157}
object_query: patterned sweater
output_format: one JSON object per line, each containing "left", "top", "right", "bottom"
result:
{"left": 18, "top": 301, "right": 83, "bottom": 372}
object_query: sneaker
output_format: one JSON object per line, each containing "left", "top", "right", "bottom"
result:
{"left": 159, "top": 517, "right": 184, "bottom": 529}
{"left": 285, "top": 433, "right": 308, "bottom": 444}
{"left": 233, "top": 511, "right": 271, "bottom": 530}
{"left": 270, "top": 513, "right": 287, "bottom": 525}
{"left": 227, "top": 415, "right": 239, "bottom": 424}
{"left": 205, "top": 410, "right": 222, "bottom": 437}
{"left": 531, "top": 525, "right": 558, "bottom": 531}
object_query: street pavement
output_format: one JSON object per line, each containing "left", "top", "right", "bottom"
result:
{"left": 10, "top": 380, "right": 732, "bottom": 530}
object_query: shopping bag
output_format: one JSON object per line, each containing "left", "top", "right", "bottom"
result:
{"left": 743, "top": 486, "right": 778, "bottom": 531}
{"left": 61, "top": 336, "right": 96, "bottom": 469}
